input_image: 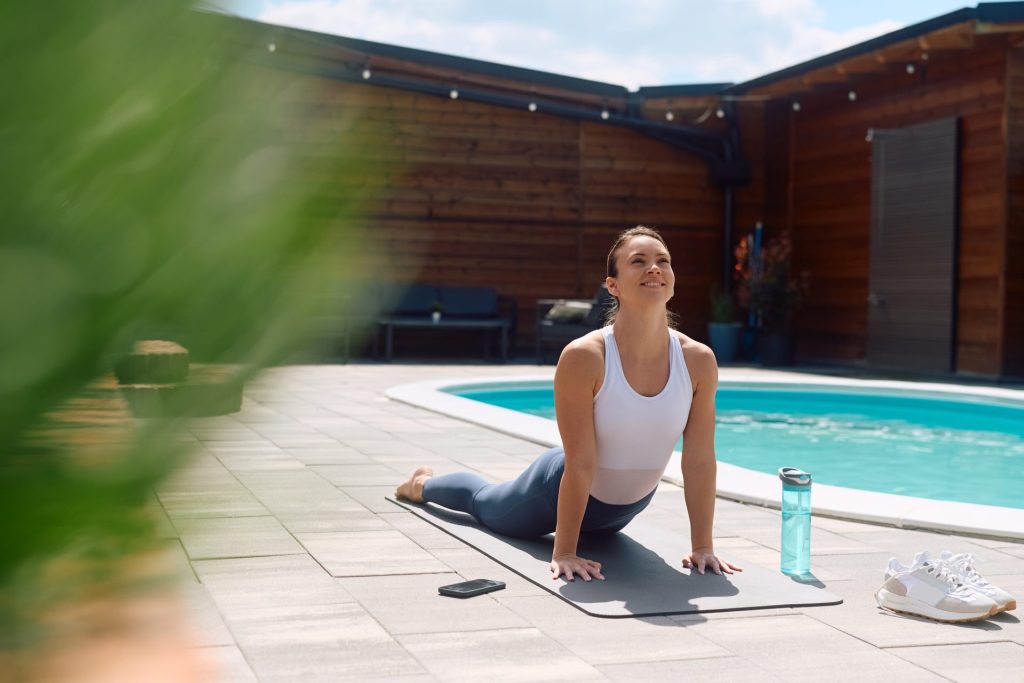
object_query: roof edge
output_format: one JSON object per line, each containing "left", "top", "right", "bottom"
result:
{"left": 726, "top": 4, "right": 1002, "bottom": 94}
{"left": 222, "top": 13, "right": 630, "bottom": 98}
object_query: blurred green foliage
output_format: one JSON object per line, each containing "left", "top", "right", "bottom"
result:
{"left": 0, "top": 1, "right": 366, "bottom": 647}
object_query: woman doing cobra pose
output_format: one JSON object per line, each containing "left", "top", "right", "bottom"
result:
{"left": 397, "top": 226, "right": 741, "bottom": 581}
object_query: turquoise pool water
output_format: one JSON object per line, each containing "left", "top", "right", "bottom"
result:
{"left": 448, "top": 383, "right": 1024, "bottom": 509}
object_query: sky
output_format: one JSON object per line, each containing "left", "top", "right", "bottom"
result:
{"left": 225, "top": 0, "right": 976, "bottom": 90}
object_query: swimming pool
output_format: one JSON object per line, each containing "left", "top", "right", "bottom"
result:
{"left": 450, "top": 382, "right": 1024, "bottom": 510}
{"left": 386, "top": 372, "right": 1024, "bottom": 539}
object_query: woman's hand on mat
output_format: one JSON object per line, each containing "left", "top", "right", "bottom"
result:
{"left": 550, "top": 554, "right": 604, "bottom": 582}
{"left": 682, "top": 548, "right": 742, "bottom": 575}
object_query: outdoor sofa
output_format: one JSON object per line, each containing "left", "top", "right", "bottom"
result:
{"left": 376, "top": 283, "right": 517, "bottom": 361}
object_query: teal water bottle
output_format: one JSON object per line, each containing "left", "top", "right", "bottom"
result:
{"left": 778, "top": 467, "right": 812, "bottom": 576}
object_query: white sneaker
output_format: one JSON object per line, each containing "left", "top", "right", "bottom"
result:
{"left": 876, "top": 557, "right": 999, "bottom": 622}
{"left": 939, "top": 550, "right": 1016, "bottom": 614}
{"left": 884, "top": 550, "right": 931, "bottom": 580}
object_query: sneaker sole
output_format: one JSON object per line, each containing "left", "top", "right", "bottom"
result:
{"left": 875, "top": 589, "right": 997, "bottom": 623}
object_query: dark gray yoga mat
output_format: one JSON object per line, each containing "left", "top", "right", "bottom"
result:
{"left": 388, "top": 496, "right": 842, "bottom": 618}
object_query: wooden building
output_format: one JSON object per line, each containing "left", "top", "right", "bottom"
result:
{"left": 231, "top": 3, "right": 1024, "bottom": 379}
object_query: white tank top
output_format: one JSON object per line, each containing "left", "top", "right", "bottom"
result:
{"left": 590, "top": 326, "right": 693, "bottom": 504}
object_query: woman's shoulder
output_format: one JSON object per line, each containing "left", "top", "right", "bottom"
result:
{"left": 554, "top": 329, "right": 605, "bottom": 390}
{"left": 670, "top": 330, "right": 718, "bottom": 378}
{"left": 560, "top": 328, "right": 605, "bottom": 365}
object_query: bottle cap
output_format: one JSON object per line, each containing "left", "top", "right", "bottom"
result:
{"left": 778, "top": 467, "right": 811, "bottom": 487}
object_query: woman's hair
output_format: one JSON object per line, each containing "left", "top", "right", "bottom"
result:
{"left": 603, "top": 225, "right": 677, "bottom": 327}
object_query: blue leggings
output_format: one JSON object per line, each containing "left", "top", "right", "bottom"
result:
{"left": 421, "top": 447, "right": 655, "bottom": 539}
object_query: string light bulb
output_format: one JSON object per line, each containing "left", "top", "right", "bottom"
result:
{"left": 600, "top": 109, "right": 610, "bottom": 120}
{"left": 665, "top": 110, "right": 675, "bottom": 122}
{"left": 792, "top": 101, "right": 801, "bottom": 112}
{"left": 267, "top": 42, "right": 276, "bottom": 52}
{"left": 528, "top": 102, "right": 537, "bottom": 112}
{"left": 361, "top": 67, "right": 371, "bottom": 80}
{"left": 449, "top": 89, "right": 459, "bottom": 99}
{"left": 847, "top": 90, "right": 857, "bottom": 101}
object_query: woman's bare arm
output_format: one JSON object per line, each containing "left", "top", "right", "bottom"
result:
{"left": 680, "top": 342, "right": 741, "bottom": 575}
{"left": 550, "top": 337, "right": 604, "bottom": 581}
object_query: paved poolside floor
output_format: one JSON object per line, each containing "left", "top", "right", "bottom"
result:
{"left": 163, "top": 363, "right": 1024, "bottom": 682}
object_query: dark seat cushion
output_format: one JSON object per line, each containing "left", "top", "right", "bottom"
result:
{"left": 392, "top": 284, "right": 439, "bottom": 316}
{"left": 440, "top": 286, "right": 499, "bottom": 317}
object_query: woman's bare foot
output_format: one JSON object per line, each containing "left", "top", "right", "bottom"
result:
{"left": 395, "top": 466, "right": 433, "bottom": 502}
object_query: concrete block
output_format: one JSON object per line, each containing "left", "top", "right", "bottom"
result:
{"left": 175, "top": 516, "right": 304, "bottom": 560}
{"left": 337, "top": 573, "right": 530, "bottom": 635}
{"left": 496, "top": 594, "right": 729, "bottom": 665}
{"left": 397, "top": 627, "right": 600, "bottom": 682}
{"left": 228, "top": 602, "right": 424, "bottom": 681}
{"left": 192, "top": 554, "right": 354, "bottom": 612}
{"left": 296, "top": 530, "right": 449, "bottom": 576}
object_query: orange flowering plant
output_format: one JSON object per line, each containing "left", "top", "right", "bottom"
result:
{"left": 734, "top": 231, "right": 810, "bottom": 334}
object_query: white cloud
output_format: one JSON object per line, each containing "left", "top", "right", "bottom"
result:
{"left": 256, "top": 1, "right": 908, "bottom": 87}
{"left": 750, "top": 19, "right": 904, "bottom": 81}
{"left": 259, "top": 0, "right": 669, "bottom": 89}
{"left": 752, "top": 0, "right": 823, "bottom": 20}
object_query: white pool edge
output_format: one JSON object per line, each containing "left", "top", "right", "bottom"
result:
{"left": 386, "top": 371, "right": 1024, "bottom": 541}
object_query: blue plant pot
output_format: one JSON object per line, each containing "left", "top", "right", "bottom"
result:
{"left": 707, "top": 322, "right": 743, "bottom": 363}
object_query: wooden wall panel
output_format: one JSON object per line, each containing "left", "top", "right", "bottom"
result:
{"left": 781, "top": 44, "right": 1008, "bottom": 374}
{"left": 293, "top": 77, "right": 724, "bottom": 352}
{"left": 578, "top": 122, "right": 721, "bottom": 336}
{"left": 1004, "top": 48, "right": 1024, "bottom": 377}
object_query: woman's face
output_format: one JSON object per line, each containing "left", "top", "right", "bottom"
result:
{"left": 608, "top": 235, "right": 675, "bottom": 307}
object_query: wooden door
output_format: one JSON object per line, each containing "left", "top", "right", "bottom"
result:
{"left": 867, "top": 117, "right": 959, "bottom": 372}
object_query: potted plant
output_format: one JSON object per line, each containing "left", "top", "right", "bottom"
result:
{"left": 430, "top": 300, "right": 442, "bottom": 324}
{"left": 734, "top": 231, "right": 809, "bottom": 366}
{"left": 707, "top": 286, "right": 743, "bottom": 363}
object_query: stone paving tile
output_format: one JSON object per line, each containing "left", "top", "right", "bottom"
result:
{"left": 397, "top": 627, "right": 602, "bottom": 682}
{"left": 296, "top": 530, "right": 451, "bottom": 576}
{"left": 797, "top": 551, "right": 897, "bottom": 582}
{"left": 178, "top": 581, "right": 235, "bottom": 647}
{"left": 810, "top": 516, "right": 895, "bottom": 534}
{"left": 684, "top": 613, "right": 946, "bottom": 681}
{"left": 193, "top": 554, "right": 354, "bottom": 611}
{"left": 279, "top": 508, "right": 393, "bottom": 533}
{"left": 195, "top": 645, "right": 258, "bottom": 683}
{"left": 340, "top": 485, "right": 406, "bottom": 513}
{"left": 801, "top": 576, "right": 1017, "bottom": 648}
{"left": 157, "top": 467, "right": 241, "bottom": 493}
{"left": 338, "top": 573, "right": 531, "bottom": 635}
{"left": 266, "top": 433, "right": 340, "bottom": 448}
{"left": 175, "top": 516, "right": 305, "bottom": 560}
{"left": 597, "top": 655, "right": 782, "bottom": 682}
{"left": 841, "top": 528, "right": 1012, "bottom": 560}
{"left": 496, "top": 594, "right": 729, "bottom": 665}
{"left": 382, "top": 511, "right": 471, "bottom": 550}
{"left": 887, "top": 642, "right": 1024, "bottom": 683}
{"left": 227, "top": 602, "right": 426, "bottom": 681}
{"left": 284, "top": 446, "right": 376, "bottom": 466}
{"left": 337, "top": 438, "right": 415, "bottom": 454}
{"left": 210, "top": 451, "right": 307, "bottom": 472}
{"left": 425, "top": 546, "right": 550, "bottom": 598}
{"left": 151, "top": 499, "right": 179, "bottom": 539}
{"left": 310, "top": 463, "right": 406, "bottom": 486}
{"left": 166, "top": 539, "right": 198, "bottom": 582}
{"left": 158, "top": 490, "right": 269, "bottom": 520}
{"left": 190, "top": 429, "right": 264, "bottom": 442}
{"left": 994, "top": 544, "right": 1024, "bottom": 560}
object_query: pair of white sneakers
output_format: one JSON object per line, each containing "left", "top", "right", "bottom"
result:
{"left": 875, "top": 550, "right": 1016, "bottom": 622}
